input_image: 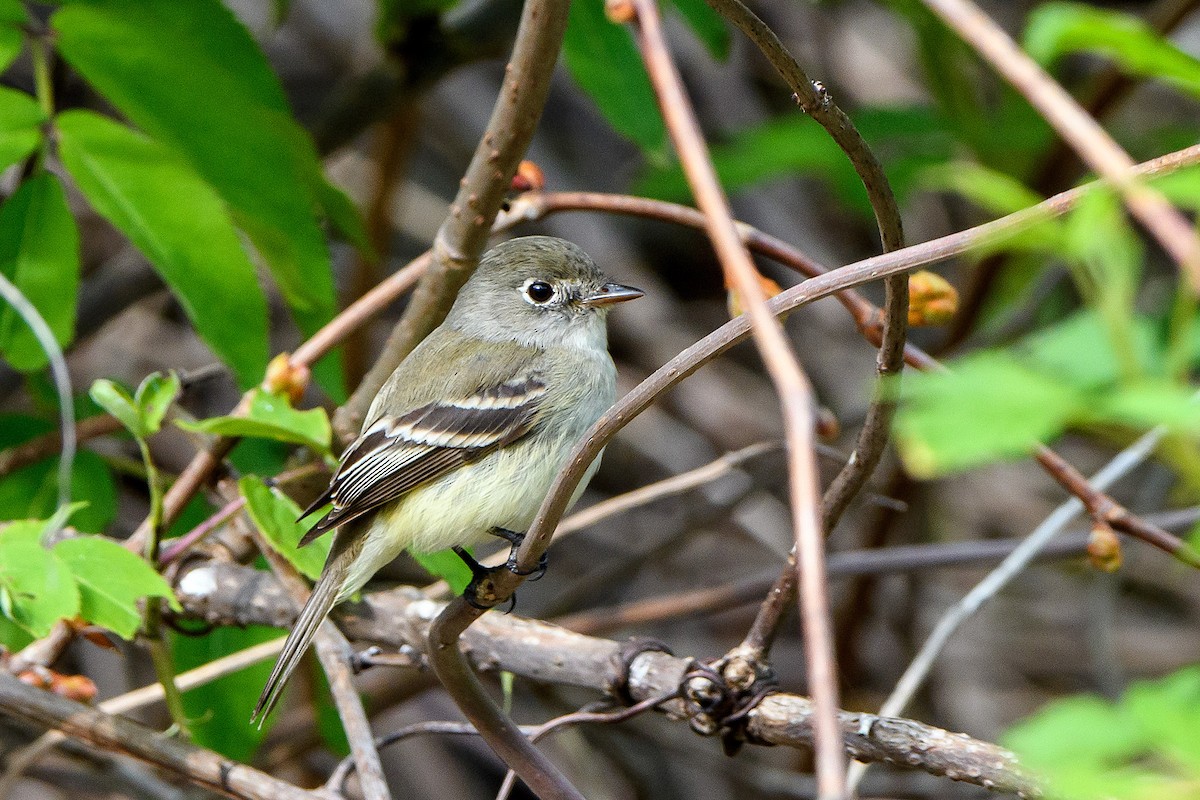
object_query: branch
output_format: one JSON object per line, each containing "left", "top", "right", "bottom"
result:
{"left": 553, "top": 506, "right": 1200, "bottom": 635}
{"left": 175, "top": 561, "right": 1040, "bottom": 797}
{"left": 922, "top": 0, "right": 1200, "bottom": 290}
{"left": 846, "top": 425, "right": 1172, "bottom": 793}
{"left": 0, "top": 671, "right": 317, "bottom": 800}
{"left": 622, "top": 0, "right": 845, "bottom": 794}
{"left": 333, "top": 0, "right": 572, "bottom": 444}
{"left": 248, "top": 520, "right": 392, "bottom": 800}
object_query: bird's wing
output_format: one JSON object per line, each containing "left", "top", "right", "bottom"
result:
{"left": 297, "top": 375, "right": 547, "bottom": 546}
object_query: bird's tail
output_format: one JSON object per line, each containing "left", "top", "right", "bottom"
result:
{"left": 251, "top": 532, "right": 358, "bottom": 726}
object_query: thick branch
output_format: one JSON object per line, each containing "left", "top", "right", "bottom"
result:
{"left": 175, "top": 562, "right": 1040, "bottom": 797}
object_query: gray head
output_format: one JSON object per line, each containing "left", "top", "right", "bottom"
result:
{"left": 446, "top": 236, "right": 642, "bottom": 349}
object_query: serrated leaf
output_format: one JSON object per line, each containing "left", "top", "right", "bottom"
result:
{"left": 57, "top": 111, "right": 270, "bottom": 388}
{"left": 412, "top": 549, "right": 473, "bottom": 595}
{"left": 1025, "top": 2, "right": 1200, "bottom": 99}
{"left": 0, "top": 450, "right": 117, "bottom": 535}
{"left": 89, "top": 378, "right": 144, "bottom": 438}
{"left": 134, "top": 371, "right": 180, "bottom": 435}
{"left": 178, "top": 389, "right": 332, "bottom": 452}
{"left": 893, "top": 351, "right": 1086, "bottom": 477}
{"left": 667, "top": 0, "right": 729, "bottom": 60}
{"left": 0, "top": 173, "right": 80, "bottom": 372}
{"left": 0, "top": 88, "right": 44, "bottom": 174}
{"left": 239, "top": 475, "right": 330, "bottom": 581}
{"left": 53, "top": 0, "right": 343, "bottom": 392}
{"left": 54, "top": 535, "right": 179, "bottom": 639}
{"left": 563, "top": 0, "right": 666, "bottom": 155}
{"left": 0, "top": 521, "right": 80, "bottom": 636}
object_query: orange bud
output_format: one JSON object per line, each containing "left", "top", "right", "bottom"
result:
{"left": 727, "top": 273, "right": 785, "bottom": 320}
{"left": 263, "top": 353, "right": 310, "bottom": 405}
{"left": 1087, "top": 522, "right": 1122, "bottom": 573}
{"left": 815, "top": 407, "right": 840, "bottom": 440}
{"left": 53, "top": 674, "right": 98, "bottom": 703}
{"left": 605, "top": 0, "right": 636, "bottom": 23}
{"left": 907, "top": 271, "right": 958, "bottom": 327}
{"left": 510, "top": 160, "right": 545, "bottom": 193}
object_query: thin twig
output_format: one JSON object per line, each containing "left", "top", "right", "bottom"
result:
{"left": 922, "top": 0, "right": 1200, "bottom": 290}
{"left": 0, "top": 638, "right": 287, "bottom": 800}
{"left": 0, "top": 414, "right": 119, "bottom": 478}
{"left": 554, "top": 506, "right": 1200, "bottom": 635}
{"left": 0, "top": 671, "right": 314, "bottom": 800}
{"left": 846, "top": 424, "right": 1168, "bottom": 793}
{"left": 248, "top": 526, "right": 391, "bottom": 800}
{"left": 624, "top": 0, "right": 844, "bottom": 793}
{"left": 0, "top": 271, "right": 75, "bottom": 525}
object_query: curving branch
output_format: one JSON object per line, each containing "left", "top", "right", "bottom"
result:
{"left": 621, "top": 0, "right": 845, "bottom": 793}
{"left": 921, "top": 0, "right": 1200, "bottom": 290}
{"left": 175, "top": 561, "right": 1041, "bottom": 798}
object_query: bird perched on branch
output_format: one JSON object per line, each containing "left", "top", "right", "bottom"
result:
{"left": 252, "top": 235, "right": 642, "bottom": 723}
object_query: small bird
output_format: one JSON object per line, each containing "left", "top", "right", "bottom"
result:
{"left": 252, "top": 235, "right": 642, "bottom": 723}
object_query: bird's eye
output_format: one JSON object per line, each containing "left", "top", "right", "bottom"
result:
{"left": 525, "top": 280, "right": 555, "bottom": 304}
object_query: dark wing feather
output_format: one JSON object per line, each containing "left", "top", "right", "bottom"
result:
{"left": 297, "top": 376, "right": 547, "bottom": 547}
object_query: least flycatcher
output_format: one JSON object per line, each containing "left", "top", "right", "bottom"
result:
{"left": 252, "top": 235, "right": 642, "bottom": 722}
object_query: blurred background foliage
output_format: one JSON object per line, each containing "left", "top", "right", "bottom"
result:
{"left": 0, "top": 0, "right": 1198, "bottom": 798}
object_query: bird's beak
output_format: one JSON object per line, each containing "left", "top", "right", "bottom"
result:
{"left": 583, "top": 282, "right": 644, "bottom": 307}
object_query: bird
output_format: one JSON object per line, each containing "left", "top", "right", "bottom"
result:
{"left": 251, "top": 235, "right": 642, "bottom": 723}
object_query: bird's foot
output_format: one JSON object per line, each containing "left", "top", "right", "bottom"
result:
{"left": 489, "top": 528, "right": 550, "bottom": 580}
{"left": 453, "top": 546, "right": 516, "bottom": 612}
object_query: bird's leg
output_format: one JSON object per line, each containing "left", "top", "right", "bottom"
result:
{"left": 489, "top": 527, "right": 549, "bottom": 581}
{"left": 453, "top": 546, "right": 516, "bottom": 612}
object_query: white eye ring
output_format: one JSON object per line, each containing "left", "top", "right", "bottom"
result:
{"left": 522, "top": 279, "right": 556, "bottom": 305}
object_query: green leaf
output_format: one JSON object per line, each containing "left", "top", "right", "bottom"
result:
{"left": 919, "top": 161, "right": 1045, "bottom": 216}
{"left": 0, "top": 0, "right": 27, "bottom": 74}
{"left": 412, "top": 549, "right": 473, "bottom": 595}
{"left": 1096, "top": 382, "right": 1200, "bottom": 433}
{"left": 1025, "top": 2, "right": 1200, "bottom": 100}
{"left": 893, "top": 351, "right": 1086, "bottom": 477}
{"left": 57, "top": 111, "right": 270, "bottom": 387}
{"left": 317, "top": 178, "right": 371, "bottom": 255}
{"left": 0, "top": 173, "right": 80, "bottom": 372}
{"left": 89, "top": 378, "right": 144, "bottom": 438}
{"left": 133, "top": 371, "right": 181, "bottom": 435}
{"left": 0, "top": 88, "right": 45, "bottom": 175}
{"left": 636, "top": 107, "right": 954, "bottom": 216}
{"left": 1017, "top": 311, "right": 1160, "bottom": 390}
{"left": 178, "top": 389, "right": 332, "bottom": 453}
{"left": 53, "top": 0, "right": 341, "bottom": 382}
{"left": 239, "top": 475, "right": 331, "bottom": 581}
{"left": 171, "top": 624, "right": 282, "bottom": 761}
{"left": 54, "top": 536, "right": 179, "bottom": 639}
{"left": 0, "top": 450, "right": 117, "bottom": 535}
{"left": 0, "top": 612, "right": 32, "bottom": 652}
{"left": 563, "top": 0, "right": 666, "bottom": 155}
{"left": 1004, "top": 667, "right": 1200, "bottom": 800}
{"left": 667, "top": 0, "right": 730, "bottom": 60}
{"left": 0, "top": 521, "right": 80, "bottom": 636}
